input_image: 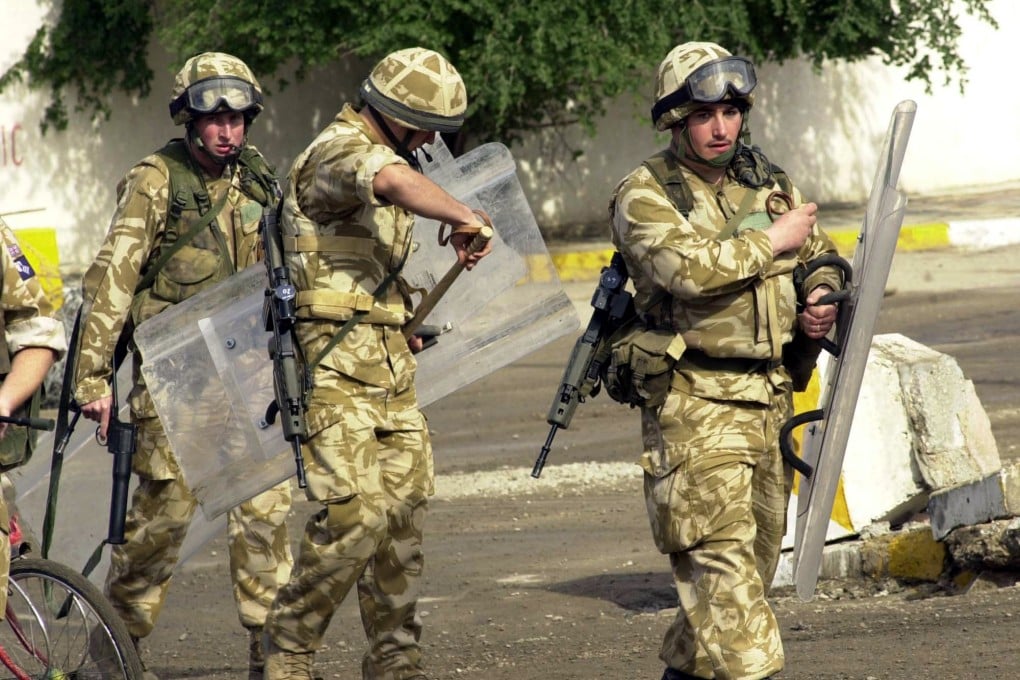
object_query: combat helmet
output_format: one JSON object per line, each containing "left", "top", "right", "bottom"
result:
{"left": 359, "top": 47, "right": 467, "bottom": 134}
{"left": 651, "top": 42, "right": 757, "bottom": 131}
{"left": 169, "top": 52, "right": 264, "bottom": 126}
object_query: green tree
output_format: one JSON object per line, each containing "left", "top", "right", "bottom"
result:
{"left": 1, "top": 0, "right": 997, "bottom": 144}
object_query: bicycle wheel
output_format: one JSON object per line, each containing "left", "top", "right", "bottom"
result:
{"left": 0, "top": 558, "right": 143, "bottom": 679}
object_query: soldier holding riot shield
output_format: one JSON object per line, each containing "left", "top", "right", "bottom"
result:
{"left": 610, "top": 42, "right": 844, "bottom": 680}
{"left": 73, "top": 52, "right": 293, "bottom": 679}
{"left": 261, "top": 47, "right": 492, "bottom": 680}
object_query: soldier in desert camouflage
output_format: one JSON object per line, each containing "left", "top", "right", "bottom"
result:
{"left": 0, "top": 216, "right": 66, "bottom": 615}
{"left": 610, "top": 42, "right": 844, "bottom": 680}
{"left": 74, "top": 52, "right": 293, "bottom": 679}
{"left": 261, "top": 47, "right": 492, "bottom": 680}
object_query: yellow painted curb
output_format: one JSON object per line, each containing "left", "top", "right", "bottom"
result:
{"left": 827, "top": 222, "right": 951, "bottom": 256}
{"left": 549, "top": 222, "right": 954, "bottom": 282}
{"left": 860, "top": 528, "right": 947, "bottom": 582}
{"left": 550, "top": 248, "right": 614, "bottom": 282}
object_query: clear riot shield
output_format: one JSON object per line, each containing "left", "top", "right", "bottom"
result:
{"left": 791, "top": 100, "right": 917, "bottom": 600}
{"left": 135, "top": 139, "right": 579, "bottom": 520}
{"left": 7, "top": 366, "right": 228, "bottom": 587}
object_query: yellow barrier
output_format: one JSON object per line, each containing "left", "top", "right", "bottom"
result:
{"left": 11, "top": 227, "right": 63, "bottom": 310}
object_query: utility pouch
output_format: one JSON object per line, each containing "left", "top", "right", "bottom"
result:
{"left": 604, "top": 321, "right": 686, "bottom": 408}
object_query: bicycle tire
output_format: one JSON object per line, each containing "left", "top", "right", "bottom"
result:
{"left": 1, "top": 557, "right": 144, "bottom": 679}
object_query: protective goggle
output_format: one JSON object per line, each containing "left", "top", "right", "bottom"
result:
{"left": 652, "top": 56, "right": 757, "bottom": 123}
{"left": 170, "top": 76, "right": 262, "bottom": 119}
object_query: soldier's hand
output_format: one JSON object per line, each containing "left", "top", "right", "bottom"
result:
{"left": 799, "top": 285, "right": 837, "bottom": 339}
{"left": 449, "top": 224, "right": 494, "bottom": 271}
{"left": 81, "top": 395, "right": 113, "bottom": 442}
{"left": 766, "top": 202, "right": 817, "bottom": 255}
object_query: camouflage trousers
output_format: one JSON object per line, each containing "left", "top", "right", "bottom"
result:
{"left": 265, "top": 371, "right": 433, "bottom": 680}
{"left": 105, "top": 415, "right": 293, "bottom": 637}
{"left": 640, "top": 380, "right": 792, "bottom": 680}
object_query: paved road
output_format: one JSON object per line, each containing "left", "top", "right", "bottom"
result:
{"left": 427, "top": 243, "right": 1020, "bottom": 473}
{"left": 13, "top": 241, "right": 1020, "bottom": 679}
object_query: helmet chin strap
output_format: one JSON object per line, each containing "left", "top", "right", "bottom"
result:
{"left": 368, "top": 107, "right": 426, "bottom": 171}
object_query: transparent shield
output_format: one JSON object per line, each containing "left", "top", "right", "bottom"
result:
{"left": 135, "top": 140, "right": 579, "bottom": 519}
{"left": 792, "top": 100, "right": 917, "bottom": 600}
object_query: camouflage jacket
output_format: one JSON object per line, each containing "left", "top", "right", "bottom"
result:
{"left": 0, "top": 217, "right": 67, "bottom": 468}
{"left": 75, "top": 142, "right": 271, "bottom": 414}
{"left": 610, "top": 151, "right": 842, "bottom": 403}
{"left": 281, "top": 103, "right": 416, "bottom": 390}
{"left": 0, "top": 218, "right": 67, "bottom": 362}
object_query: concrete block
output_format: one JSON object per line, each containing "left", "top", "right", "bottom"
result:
{"left": 785, "top": 333, "right": 1000, "bottom": 551}
{"left": 929, "top": 461, "right": 1020, "bottom": 540}
{"left": 943, "top": 516, "right": 1020, "bottom": 571}
{"left": 890, "top": 334, "right": 1001, "bottom": 488}
{"left": 860, "top": 527, "right": 947, "bottom": 582}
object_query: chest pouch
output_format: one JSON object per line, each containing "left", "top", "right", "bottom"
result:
{"left": 603, "top": 320, "right": 686, "bottom": 409}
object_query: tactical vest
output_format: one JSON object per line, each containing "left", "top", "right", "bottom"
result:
{"left": 640, "top": 149, "right": 793, "bottom": 218}
{"left": 280, "top": 119, "right": 411, "bottom": 327}
{"left": 135, "top": 139, "right": 278, "bottom": 307}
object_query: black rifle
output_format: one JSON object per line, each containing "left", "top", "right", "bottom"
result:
{"left": 260, "top": 200, "right": 309, "bottom": 489}
{"left": 104, "top": 346, "right": 136, "bottom": 545}
{"left": 532, "top": 252, "right": 633, "bottom": 478}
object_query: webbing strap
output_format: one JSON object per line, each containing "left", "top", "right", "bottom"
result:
{"left": 715, "top": 188, "right": 759, "bottom": 241}
{"left": 41, "top": 306, "right": 82, "bottom": 560}
{"left": 305, "top": 247, "right": 411, "bottom": 374}
{"left": 135, "top": 188, "right": 230, "bottom": 293}
{"left": 295, "top": 289, "right": 375, "bottom": 313}
{"left": 283, "top": 235, "right": 375, "bottom": 255}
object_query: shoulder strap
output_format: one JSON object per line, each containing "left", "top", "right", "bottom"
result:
{"left": 641, "top": 150, "right": 695, "bottom": 217}
{"left": 771, "top": 162, "right": 793, "bottom": 195}
{"left": 157, "top": 139, "right": 211, "bottom": 223}
{"left": 237, "top": 146, "right": 279, "bottom": 207}
{"left": 134, "top": 140, "right": 231, "bottom": 294}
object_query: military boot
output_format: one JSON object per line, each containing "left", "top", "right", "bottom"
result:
{"left": 262, "top": 630, "right": 316, "bottom": 680}
{"left": 247, "top": 625, "right": 265, "bottom": 680}
{"left": 661, "top": 668, "right": 703, "bottom": 680}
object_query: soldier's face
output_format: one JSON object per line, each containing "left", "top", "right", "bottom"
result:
{"left": 683, "top": 103, "right": 742, "bottom": 161}
{"left": 193, "top": 110, "right": 246, "bottom": 160}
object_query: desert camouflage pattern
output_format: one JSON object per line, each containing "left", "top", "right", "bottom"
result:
{"left": 266, "top": 103, "right": 433, "bottom": 678}
{"left": 0, "top": 218, "right": 66, "bottom": 616}
{"left": 613, "top": 151, "right": 840, "bottom": 678}
{"left": 282, "top": 104, "right": 419, "bottom": 386}
{"left": 654, "top": 42, "right": 748, "bottom": 131}
{"left": 170, "top": 51, "right": 264, "bottom": 125}
{"left": 0, "top": 218, "right": 66, "bottom": 361}
{"left": 74, "top": 145, "right": 292, "bottom": 636}
{"left": 611, "top": 158, "right": 841, "bottom": 391}
{"left": 105, "top": 415, "right": 293, "bottom": 635}
{"left": 361, "top": 47, "right": 467, "bottom": 133}
{"left": 266, "top": 372, "right": 431, "bottom": 676}
{"left": 655, "top": 463, "right": 784, "bottom": 680}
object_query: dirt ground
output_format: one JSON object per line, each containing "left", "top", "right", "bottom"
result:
{"left": 121, "top": 242, "right": 1020, "bottom": 680}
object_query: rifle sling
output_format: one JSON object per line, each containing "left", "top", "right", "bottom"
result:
{"left": 305, "top": 246, "right": 411, "bottom": 375}
{"left": 135, "top": 188, "right": 231, "bottom": 293}
{"left": 716, "top": 188, "right": 759, "bottom": 241}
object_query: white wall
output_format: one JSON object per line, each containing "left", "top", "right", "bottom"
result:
{"left": 2, "top": 0, "right": 1016, "bottom": 274}
{"left": 516, "top": 0, "right": 1020, "bottom": 227}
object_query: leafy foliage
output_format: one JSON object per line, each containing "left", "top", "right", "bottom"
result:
{"left": 2, "top": 0, "right": 997, "bottom": 143}
{"left": 0, "top": 0, "right": 153, "bottom": 133}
